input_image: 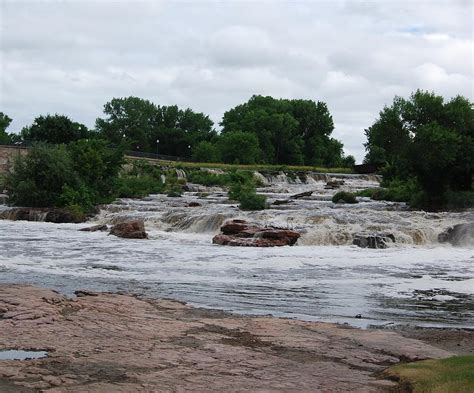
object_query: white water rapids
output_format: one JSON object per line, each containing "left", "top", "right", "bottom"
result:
{"left": 0, "top": 172, "right": 473, "bottom": 328}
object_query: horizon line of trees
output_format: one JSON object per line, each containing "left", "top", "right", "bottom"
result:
{"left": 0, "top": 95, "right": 355, "bottom": 168}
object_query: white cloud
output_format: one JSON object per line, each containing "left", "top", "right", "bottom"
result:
{"left": 0, "top": 0, "right": 472, "bottom": 163}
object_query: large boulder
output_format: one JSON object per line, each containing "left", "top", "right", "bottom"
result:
{"left": 109, "top": 219, "right": 148, "bottom": 239}
{"left": 0, "top": 207, "right": 84, "bottom": 223}
{"left": 213, "top": 219, "right": 300, "bottom": 247}
{"left": 353, "top": 233, "right": 395, "bottom": 249}
{"left": 438, "top": 223, "right": 474, "bottom": 247}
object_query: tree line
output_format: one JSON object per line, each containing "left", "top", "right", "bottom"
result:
{"left": 0, "top": 95, "right": 355, "bottom": 167}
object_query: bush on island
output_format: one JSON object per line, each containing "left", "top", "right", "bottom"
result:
{"left": 332, "top": 191, "right": 358, "bottom": 204}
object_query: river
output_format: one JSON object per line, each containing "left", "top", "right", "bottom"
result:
{"left": 0, "top": 171, "right": 473, "bottom": 328}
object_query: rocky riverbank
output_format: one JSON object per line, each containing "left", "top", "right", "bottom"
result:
{"left": 0, "top": 285, "right": 461, "bottom": 392}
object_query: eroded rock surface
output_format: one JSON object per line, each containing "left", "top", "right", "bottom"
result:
{"left": 0, "top": 208, "right": 84, "bottom": 223}
{"left": 213, "top": 219, "right": 300, "bottom": 247}
{"left": 0, "top": 285, "right": 452, "bottom": 392}
{"left": 353, "top": 233, "right": 395, "bottom": 249}
{"left": 109, "top": 219, "right": 147, "bottom": 239}
{"left": 438, "top": 222, "right": 474, "bottom": 246}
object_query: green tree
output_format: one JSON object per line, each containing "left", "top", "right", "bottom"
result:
{"left": 221, "top": 95, "right": 343, "bottom": 166}
{"left": 364, "top": 99, "right": 411, "bottom": 166}
{"left": 67, "top": 139, "right": 124, "bottom": 201}
{"left": 363, "top": 90, "right": 473, "bottom": 209}
{"left": 5, "top": 144, "right": 79, "bottom": 207}
{"left": 96, "top": 97, "right": 215, "bottom": 156}
{"left": 217, "top": 131, "right": 261, "bottom": 164}
{"left": 192, "top": 141, "right": 220, "bottom": 163}
{"left": 21, "top": 114, "right": 90, "bottom": 145}
{"left": 410, "top": 123, "right": 460, "bottom": 207}
{"left": 0, "top": 112, "right": 12, "bottom": 144}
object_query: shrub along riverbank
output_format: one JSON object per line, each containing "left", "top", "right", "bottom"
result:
{"left": 2, "top": 143, "right": 274, "bottom": 216}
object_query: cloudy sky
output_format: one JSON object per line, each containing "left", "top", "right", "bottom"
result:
{"left": 1, "top": 0, "right": 473, "bottom": 162}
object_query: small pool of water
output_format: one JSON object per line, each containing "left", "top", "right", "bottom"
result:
{"left": 0, "top": 350, "right": 48, "bottom": 360}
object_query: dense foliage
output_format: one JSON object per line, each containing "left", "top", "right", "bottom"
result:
{"left": 95, "top": 97, "right": 216, "bottom": 156}
{"left": 332, "top": 191, "right": 358, "bottom": 204}
{"left": 220, "top": 95, "right": 355, "bottom": 167}
{"left": 364, "top": 90, "right": 473, "bottom": 210}
{"left": 21, "top": 114, "right": 91, "bottom": 145}
{"left": 5, "top": 141, "right": 124, "bottom": 214}
{"left": 0, "top": 112, "right": 12, "bottom": 144}
{"left": 227, "top": 171, "right": 266, "bottom": 210}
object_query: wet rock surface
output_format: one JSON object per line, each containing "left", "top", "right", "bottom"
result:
{"left": 438, "top": 222, "right": 474, "bottom": 246}
{"left": 78, "top": 224, "right": 108, "bottom": 232}
{"left": 0, "top": 208, "right": 84, "bottom": 223}
{"left": 109, "top": 219, "right": 148, "bottom": 239}
{"left": 0, "top": 285, "right": 453, "bottom": 392}
{"left": 213, "top": 219, "right": 300, "bottom": 247}
{"left": 353, "top": 233, "right": 395, "bottom": 249}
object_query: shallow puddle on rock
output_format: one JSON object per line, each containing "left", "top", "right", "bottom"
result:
{"left": 0, "top": 350, "right": 48, "bottom": 360}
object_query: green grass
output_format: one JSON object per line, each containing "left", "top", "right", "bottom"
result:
{"left": 125, "top": 156, "right": 353, "bottom": 174}
{"left": 387, "top": 356, "right": 474, "bottom": 393}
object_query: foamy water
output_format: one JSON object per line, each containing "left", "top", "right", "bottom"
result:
{"left": 0, "top": 172, "right": 473, "bottom": 328}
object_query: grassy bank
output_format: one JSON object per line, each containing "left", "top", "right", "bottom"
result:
{"left": 125, "top": 156, "right": 353, "bottom": 174}
{"left": 386, "top": 356, "right": 474, "bottom": 392}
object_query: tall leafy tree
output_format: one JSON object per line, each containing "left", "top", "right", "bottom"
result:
{"left": 221, "top": 95, "right": 345, "bottom": 166}
{"left": 0, "top": 112, "right": 12, "bottom": 144}
{"left": 21, "top": 114, "right": 89, "bottom": 145}
{"left": 217, "top": 131, "right": 261, "bottom": 164}
{"left": 364, "top": 90, "right": 473, "bottom": 209}
{"left": 96, "top": 97, "right": 215, "bottom": 156}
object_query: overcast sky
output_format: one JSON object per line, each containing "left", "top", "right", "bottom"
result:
{"left": 1, "top": 0, "right": 473, "bottom": 162}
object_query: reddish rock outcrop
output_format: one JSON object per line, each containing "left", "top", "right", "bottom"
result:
{"left": 0, "top": 285, "right": 455, "bottom": 392}
{"left": 213, "top": 219, "right": 300, "bottom": 247}
{"left": 0, "top": 207, "right": 84, "bottom": 223}
{"left": 109, "top": 219, "right": 147, "bottom": 239}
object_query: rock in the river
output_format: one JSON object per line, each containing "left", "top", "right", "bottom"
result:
{"left": 188, "top": 202, "right": 201, "bottom": 207}
{"left": 79, "top": 224, "right": 108, "bottom": 232}
{"left": 438, "top": 223, "right": 474, "bottom": 246}
{"left": 325, "top": 179, "right": 345, "bottom": 189}
{"left": 290, "top": 191, "right": 313, "bottom": 199}
{"left": 109, "top": 219, "right": 148, "bottom": 239}
{"left": 272, "top": 191, "right": 312, "bottom": 206}
{"left": 213, "top": 219, "right": 300, "bottom": 247}
{"left": 0, "top": 207, "right": 85, "bottom": 223}
{"left": 353, "top": 233, "right": 395, "bottom": 249}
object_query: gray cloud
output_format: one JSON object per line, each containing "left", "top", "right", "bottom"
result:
{"left": 1, "top": 0, "right": 472, "bottom": 162}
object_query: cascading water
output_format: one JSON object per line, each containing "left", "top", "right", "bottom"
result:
{"left": 0, "top": 170, "right": 472, "bottom": 328}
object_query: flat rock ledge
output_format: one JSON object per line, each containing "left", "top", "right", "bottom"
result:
{"left": 0, "top": 285, "right": 452, "bottom": 392}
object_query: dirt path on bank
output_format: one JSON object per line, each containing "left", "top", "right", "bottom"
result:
{"left": 0, "top": 285, "right": 458, "bottom": 392}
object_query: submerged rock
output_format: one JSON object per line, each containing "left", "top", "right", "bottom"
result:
{"left": 213, "top": 219, "right": 300, "bottom": 247}
{"left": 79, "top": 224, "right": 108, "bottom": 232}
{"left": 438, "top": 223, "right": 474, "bottom": 247}
{"left": 290, "top": 191, "right": 313, "bottom": 199}
{"left": 325, "top": 179, "right": 345, "bottom": 189}
{"left": 353, "top": 233, "right": 395, "bottom": 249}
{"left": 0, "top": 207, "right": 84, "bottom": 223}
{"left": 109, "top": 219, "right": 148, "bottom": 239}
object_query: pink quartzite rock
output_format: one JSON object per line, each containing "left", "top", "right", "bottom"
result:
{"left": 109, "top": 219, "right": 147, "bottom": 239}
{"left": 213, "top": 219, "right": 300, "bottom": 247}
{"left": 0, "top": 284, "right": 454, "bottom": 392}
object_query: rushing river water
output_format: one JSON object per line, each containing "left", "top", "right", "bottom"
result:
{"left": 1, "top": 171, "right": 473, "bottom": 328}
